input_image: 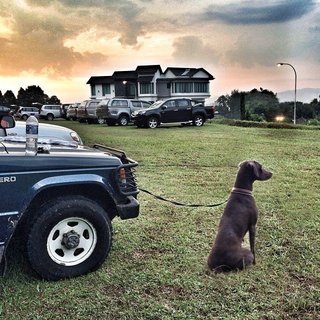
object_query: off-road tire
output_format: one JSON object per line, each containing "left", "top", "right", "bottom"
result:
{"left": 26, "top": 196, "right": 112, "bottom": 281}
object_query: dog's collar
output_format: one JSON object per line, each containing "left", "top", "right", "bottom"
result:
{"left": 231, "top": 187, "right": 253, "bottom": 196}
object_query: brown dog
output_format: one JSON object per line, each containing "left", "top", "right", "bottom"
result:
{"left": 207, "top": 160, "right": 272, "bottom": 272}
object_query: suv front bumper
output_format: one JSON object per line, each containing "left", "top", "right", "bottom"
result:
{"left": 117, "top": 195, "right": 140, "bottom": 220}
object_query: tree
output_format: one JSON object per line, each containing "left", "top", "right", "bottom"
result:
{"left": 47, "top": 95, "right": 61, "bottom": 105}
{"left": 16, "top": 85, "right": 58, "bottom": 107}
{"left": 0, "top": 91, "right": 5, "bottom": 105}
{"left": 216, "top": 88, "right": 280, "bottom": 121}
{"left": 3, "top": 90, "right": 17, "bottom": 106}
{"left": 215, "top": 95, "right": 230, "bottom": 114}
{"left": 245, "top": 88, "right": 279, "bottom": 121}
{"left": 310, "top": 98, "right": 320, "bottom": 117}
{"left": 25, "top": 85, "right": 46, "bottom": 105}
{"left": 1, "top": 85, "right": 61, "bottom": 107}
{"left": 17, "top": 87, "right": 26, "bottom": 106}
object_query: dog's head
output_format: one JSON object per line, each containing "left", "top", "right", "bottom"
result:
{"left": 239, "top": 160, "right": 273, "bottom": 181}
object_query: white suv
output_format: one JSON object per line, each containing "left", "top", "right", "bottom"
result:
{"left": 40, "top": 105, "right": 62, "bottom": 120}
{"left": 15, "top": 107, "right": 39, "bottom": 120}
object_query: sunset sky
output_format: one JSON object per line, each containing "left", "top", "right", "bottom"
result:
{"left": 0, "top": 0, "right": 319, "bottom": 103}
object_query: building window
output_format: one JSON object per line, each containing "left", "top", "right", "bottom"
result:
{"left": 128, "top": 84, "right": 136, "bottom": 96}
{"left": 194, "top": 82, "right": 209, "bottom": 93}
{"left": 140, "top": 83, "right": 154, "bottom": 94}
{"left": 173, "top": 82, "right": 193, "bottom": 93}
{"left": 91, "top": 85, "right": 96, "bottom": 96}
{"left": 102, "top": 84, "right": 111, "bottom": 95}
{"left": 173, "top": 82, "right": 209, "bottom": 93}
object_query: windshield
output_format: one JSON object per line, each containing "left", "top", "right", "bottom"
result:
{"left": 148, "top": 100, "right": 164, "bottom": 109}
{"left": 0, "top": 136, "right": 79, "bottom": 147}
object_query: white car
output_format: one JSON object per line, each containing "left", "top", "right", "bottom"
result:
{"left": 4, "top": 121, "right": 83, "bottom": 145}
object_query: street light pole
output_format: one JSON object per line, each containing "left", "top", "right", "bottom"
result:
{"left": 277, "top": 62, "right": 297, "bottom": 124}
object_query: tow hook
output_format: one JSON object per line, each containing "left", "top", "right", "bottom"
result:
{"left": 61, "top": 230, "right": 80, "bottom": 249}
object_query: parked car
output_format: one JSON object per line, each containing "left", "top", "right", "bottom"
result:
{"left": 77, "top": 99, "right": 101, "bottom": 124}
{"left": 4, "top": 121, "right": 83, "bottom": 145}
{"left": 15, "top": 106, "right": 39, "bottom": 120}
{"left": 0, "top": 106, "right": 11, "bottom": 116}
{"left": 39, "top": 105, "right": 62, "bottom": 120}
{"left": 131, "top": 97, "right": 208, "bottom": 128}
{"left": 66, "top": 103, "right": 79, "bottom": 121}
{"left": 96, "top": 98, "right": 152, "bottom": 126}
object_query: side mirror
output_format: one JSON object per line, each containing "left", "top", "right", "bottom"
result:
{"left": 0, "top": 115, "right": 15, "bottom": 129}
{"left": 161, "top": 105, "right": 168, "bottom": 110}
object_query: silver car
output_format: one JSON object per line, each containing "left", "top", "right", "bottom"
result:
{"left": 4, "top": 121, "right": 83, "bottom": 145}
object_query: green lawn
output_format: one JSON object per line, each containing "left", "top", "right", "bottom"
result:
{"left": 1, "top": 120, "right": 319, "bottom": 319}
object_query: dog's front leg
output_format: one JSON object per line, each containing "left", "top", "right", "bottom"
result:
{"left": 249, "top": 224, "right": 256, "bottom": 264}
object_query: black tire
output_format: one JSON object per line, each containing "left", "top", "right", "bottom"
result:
{"left": 46, "top": 113, "right": 54, "bottom": 121}
{"left": 26, "top": 196, "right": 112, "bottom": 281}
{"left": 193, "top": 114, "right": 204, "bottom": 127}
{"left": 118, "top": 115, "right": 129, "bottom": 126}
{"left": 97, "top": 117, "right": 105, "bottom": 124}
{"left": 87, "top": 119, "right": 95, "bottom": 124}
{"left": 147, "top": 116, "right": 159, "bottom": 129}
{"left": 106, "top": 120, "right": 116, "bottom": 126}
{"left": 22, "top": 115, "right": 28, "bottom": 121}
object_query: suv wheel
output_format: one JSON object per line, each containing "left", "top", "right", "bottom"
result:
{"left": 22, "top": 115, "right": 28, "bottom": 121}
{"left": 97, "top": 117, "right": 105, "bottom": 125}
{"left": 193, "top": 115, "right": 204, "bottom": 127}
{"left": 26, "top": 196, "right": 112, "bottom": 280}
{"left": 147, "top": 116, "right": 159, "bottom": 129}
{"left": 118, "top": 115, "right": 129, "bottom": 126}
{"left": 46, "top": 113, "right": 54, "bottom": 121}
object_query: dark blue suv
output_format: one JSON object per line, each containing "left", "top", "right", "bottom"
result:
{"left": 0, "top": 115, "right": 139, "bottom": 280}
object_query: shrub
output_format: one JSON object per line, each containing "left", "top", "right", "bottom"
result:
{"left": 307, "top": 118, "right": 320, "bottom": 126}
{"left": 215, "top": 118, "right": 320, "bottom": 130}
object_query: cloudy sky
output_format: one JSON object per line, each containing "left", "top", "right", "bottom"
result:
{"left": 0, "top": 0, "right": 319, "bottom": 103}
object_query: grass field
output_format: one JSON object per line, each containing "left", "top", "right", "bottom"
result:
{"left": 1, "top": 120, "right": 319, "bottom": 319}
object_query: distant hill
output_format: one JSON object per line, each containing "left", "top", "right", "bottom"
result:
{"left": 277, "top": 88, "right": 320, "bottom": 103}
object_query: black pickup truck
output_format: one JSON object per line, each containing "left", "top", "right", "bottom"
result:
{"left": 0, "top": 115, "right": 139, "bottom": 280}
{"left": 131, "top": 97, "right": 211, "bottom": 128}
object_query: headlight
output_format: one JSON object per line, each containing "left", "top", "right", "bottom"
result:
{"left": 70, "top": 132, "right": 82, "bottom": 144}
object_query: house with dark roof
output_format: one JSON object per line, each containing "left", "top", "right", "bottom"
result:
{"left": 86, "top": 65, "right": 214, "bottom": 102}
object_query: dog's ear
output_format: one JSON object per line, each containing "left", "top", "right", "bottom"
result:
{"left": 250, "top": 161, "right": 261, "bottom": 179}
{"left": 238, "top": 160, "right": 247, "bottom": 168}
